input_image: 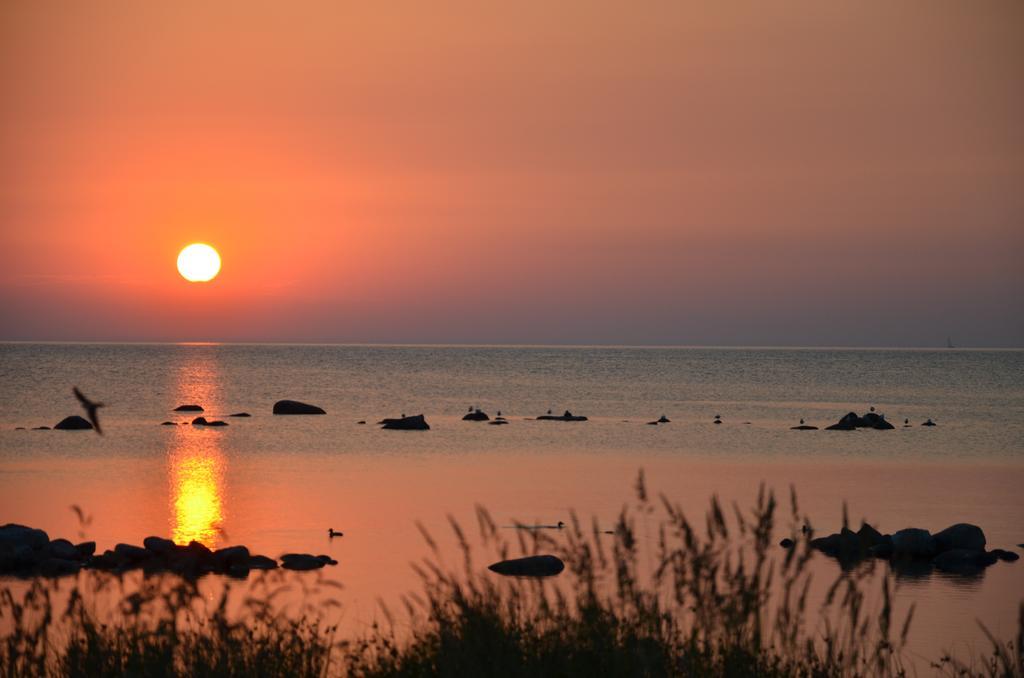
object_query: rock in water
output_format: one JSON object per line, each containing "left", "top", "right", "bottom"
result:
{"left": 174, "top": 404, "right": 204, "bottom": 412}
{"left": 273, "top": 400, "right": 326, "bottom": 415}
{"left": 0, "top": 524, "right": 50, "bottom": 550}
{"left": 160, "top": 421, "right": 177, "bottom": 426}
{"left": 281, "top": 553, "right": 326, "bottom": 570}
{"left": 54, "top": 415, "right": 93, "bottom": 430}
{"left": 779, "top": 538, "right": 794, "bottom": 549}
{"left": 934, "top": 523, "right": 986, "bottom": 553}
{"left": 488, "top": 554, "right": 565, "bottom": 577}
{"left": 191, "top": 417, "right": 209, "bottom": 426}
{"left": 143, "top": 536, "right": 178, "bottom": 556}
{"left": 47, "top": 539, "right": 80, "bottom": 561}
{"left": 463, "top": 410, "right": 490, "bottom": 421}
{"left": 891, "top": 528, "right": 937, "bottom": 558}
{"left": 248, "top": 555, "right": 279, "bottom": 569}
{"left": 379, "top": 414, "right": 430, "bottom": 430}
{"left": 228, "top": 412, "right": 251, "bottom": 417}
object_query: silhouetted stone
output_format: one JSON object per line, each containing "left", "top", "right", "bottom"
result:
{"left": 114, "top": 543, "right": 151, "bottom": 564}
{"left": 379, "top": 414, "right": 430, "bottom": 430}
{"left": 248, "top": 555, "right": 278, "bottom": 570}
{"left": 32, "top": 426, "right": 50, "bottom": 430}
{"left": 934, "top": 523, "right": 986, "bottom": 553}
{"left": 281, "top": 553, "right": 326, "bottom": 570}
{"left": 47, "top": 539, "right": 80, "bottom": 561}
{"left": 75, "top": 542, "right": 96, "bottom": 559}
{"left": 536, "top": 410, "right": 588, "bottom": 422}
{"left": 932, "top": 549, "right": 996, "bottom": 574}
{"left": 646, "top": 421, "right": 659, "bottom": 425}
{"left": 991, "top": 549, "right": 1019, "bottom": 562}
{"left": 316, "top": 554, "right": 338, "bottom": 565}
{"left": 204, "top": 420, "right": 228, "bottom": 427}
{"left": 0, "top": 524, "right": 50, "bottom": 551}
{"left": 228, "top": 412, "right": 251, "bottom": 417}
{"left": 273, "top": 400, "right": 326, "bottom": 415}
{"left": 192, "top": 417, "right": 208, "bottom": 425}
{"left": 174, "top": 405, "right": 204, "bottom": 412}
{"left": 791, "top": 424, "right": 818, "bottom": 430}
{"left": 213, "top": 545, "right": 250, "bottom": 570}
{"left": 463, "top": 410, "right": 490, "bottom": 421}
{"left": 143, "top": 536, "right": 177, "bottom": 556}
{"left": 54, "top": 415, "right": 92, "bottom": 430}
{"left": 779, "top": 538, "right": 794, "bottom": 548}
{"left": 825, "top": 411, "right": 896, "bottom": 431}
{"left": 657, "top": 415, "right": 671, "bottom": 423}
{"left": 160, "top": 421, "right": 177, "bottom": 426}
{"left": 892, "top": 528, "right": 936, "bottom": 558}
{"left": 488, "top": 554, "right": 565, "bottom": 577}
{"left": 489, "top": 419, "right": 509, "bottom": 425}
{"left": 869, "top": 536, "right": 894, "bottom": 558}
{"left": 357, "top": 420, "right": 366, "bottom": 424}
{"left": 921, "top": 419, "right": 937, "bottom": 427}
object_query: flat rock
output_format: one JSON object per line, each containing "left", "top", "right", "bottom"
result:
{"left": 463, "top": 410, "right": 490, "bottom": 421}
{"left": 54, "top": 415, "right": 93, "bottom": 430}
{"left": 32, "top": 426, "right": 51, "bottom": 430}
{"left": 990, "top": 549, "right": 1019, "bottom": 562}
{"left": 791, "top": 425, "right": 818, "bottom": 430}
{"left": 248, "top": 555, "right": 279, "bottom": 570}
{"left": 489, "top": 419, "right": 509, "bottom": 425}
{"left": 174, "top": 405, "right": 204, "bottom": 412}
{"left": 228, "top": 412, "right": 251, "bottom": 417}
{"left": 536, "top": 411, "right": 588, "bottom": 422}
{"left": 379, "top": 414, "right": 430, "bottom": 430}
{"left": 281, "top": 553, "right": 326, "bottom": 570}
{"left": 488, "top": 554, "right": 565, "bottom": 577}
{"left": 934, "top": 523, "right": 986, "bottom": 553}
{"left": 160, "top": 421, "right": 177, "bottom": 426}
{"left": 273, "top": 400, "right": 326, "bottom": 415}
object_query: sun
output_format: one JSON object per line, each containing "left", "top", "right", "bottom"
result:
{"left": 177, "top": 243, "right": 221, "bottom": 282}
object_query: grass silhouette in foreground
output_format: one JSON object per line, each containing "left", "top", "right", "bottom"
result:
{"left": 2, "top": 473, "right": 1021, "bottom": 677}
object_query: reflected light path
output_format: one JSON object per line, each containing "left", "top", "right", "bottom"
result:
{"left": 167, "top": 347, "right": 227, "bottom": 547}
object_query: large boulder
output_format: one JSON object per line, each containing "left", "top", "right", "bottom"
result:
{"left": 488, "top": 554, "right": 565, "bottom": 577}
{"left": 114, "top": 543, "right": 152, "bottom": 564}
{"left": 54, "top": 415, "right": 93, "bottom": 431}
{"left": 273, "top": 400, "right": 326, "bottom": 415}
{"left": 0, "top": 524, "right": 50, "bottom": 551}
{"left": 379, "top": 414, "right": 430, "bottom": 430}
{"left": 213, "top": 545, "right": 251, "bottom": 571}
{"left": 933, "top": 523, "right": 986, "bottom": 553}
{"left": 143, "top": 536, "right": 178, "bottom": 556}
{"left": 891, "top": 528, "right": 937, "bottom": 559}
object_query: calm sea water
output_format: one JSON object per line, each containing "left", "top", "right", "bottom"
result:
{"left": 2, "top": 343, "right": 1023, "bottom": 662}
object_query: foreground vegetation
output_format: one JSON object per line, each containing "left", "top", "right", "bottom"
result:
{"left": 2, "top": 475, "right": 1021, "bottom": 677}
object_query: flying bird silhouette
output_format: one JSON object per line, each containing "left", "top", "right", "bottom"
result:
{"left": 73, "top": 387, "right": 104, "bottom": 435}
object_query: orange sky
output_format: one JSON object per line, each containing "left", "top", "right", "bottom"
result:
{"left": 1, "top": 1, "right": 1021, "bottom": 345}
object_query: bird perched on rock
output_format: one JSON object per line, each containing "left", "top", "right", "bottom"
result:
{"left": 73, "top": 387, "right": 103, "bottom": 435}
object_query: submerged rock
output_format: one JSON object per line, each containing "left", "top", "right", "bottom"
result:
{"left": 54, "top": 415, "right": 93, "bottom": 431}
{"left": 932, "top": 549, "right": 996, "bottom": 574}
{"left": 160, "top": 421, "right": 177, "bottom": 426}
{"left": 273, "top": 400, "right": 326, "bottom": 415}
{"left": 174, "top": 405, "right": 204, "bottom": 412}
{"left": 32, "top": 426, "right": 50, "bottom": 430}
{"left": 488, "top": 554, "right": 565, "bottom": 577}
{"left": 489, "top": 419, "right": 509, "bottom": 425}
{"left": 228, "top": 412, "right": 251, "bottom": 417}
{"left": 380, "top": 414, "right": 430, "bottom": 430}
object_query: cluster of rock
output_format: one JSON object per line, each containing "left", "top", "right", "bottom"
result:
{"left": 463, "top": 409, "right": 509, "bottom": 426}
{"left": 1, "top": 524, "right": 337, "bottom": 579}
{"left": 825, "top": 411, "right": 895, "bottom": 430}
{"left": 378, "top": 414, "right": 430, "bottom": 430}
{"left": 801, "top": 521, "right": 1019, "bottom": 574}
{"left": 488, "top": 554, "right": 565, "bottom": 577}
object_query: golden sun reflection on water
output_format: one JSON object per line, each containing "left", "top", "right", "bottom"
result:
{"left": 169, "top": 440, "right": 225, "bottom": 547}
{"left": 168, "top": 350, "right": 227, "bottom": 548}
